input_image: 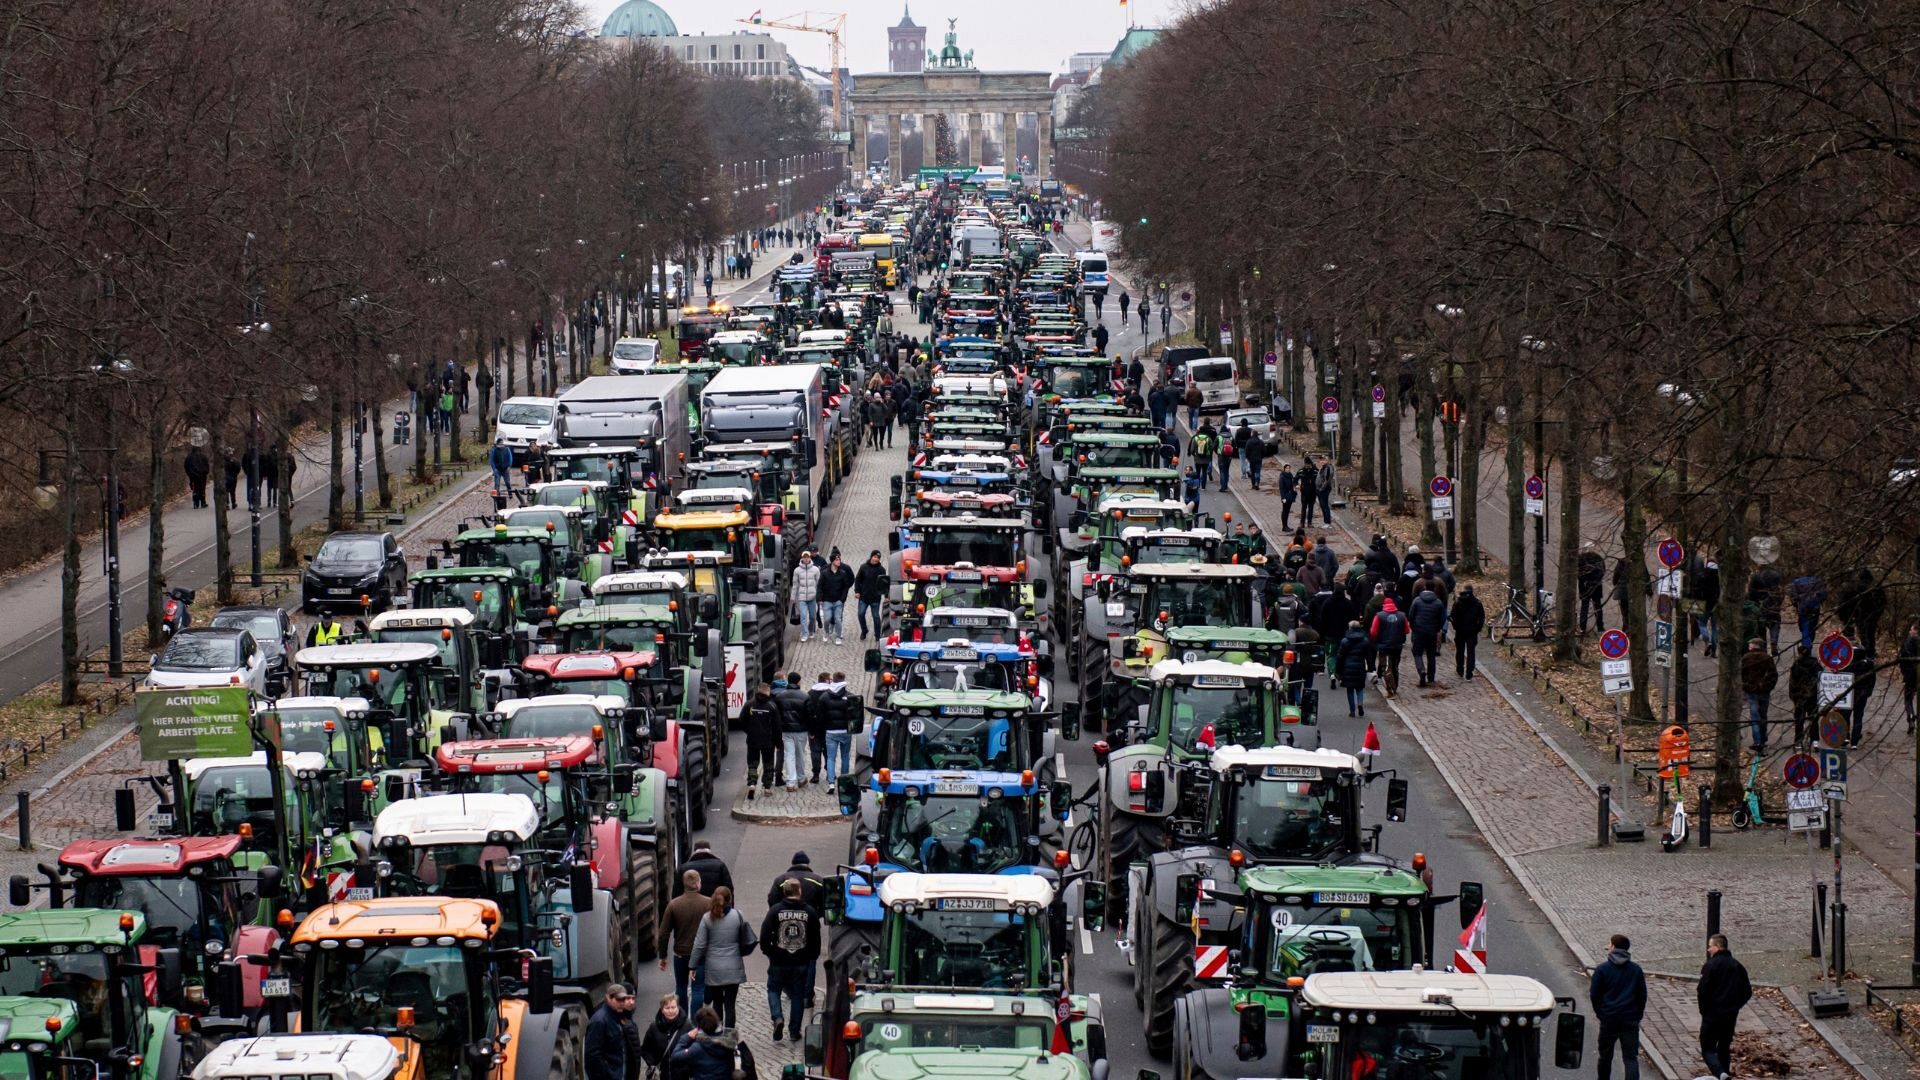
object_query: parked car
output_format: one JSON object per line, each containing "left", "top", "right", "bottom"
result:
{"left": 143, "top": 627, "right": 269, "bottom": 694}
{"left": 211, "top": 606, "right": 296, "bottom": 694}
{"left": 301, "top": 531, "right": 407, "bottom": 614}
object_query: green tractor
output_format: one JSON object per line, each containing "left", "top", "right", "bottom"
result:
{"left": 407, "top": 565, "right": 531, "bottom": 657}
{"left": 0, "top": 909, "right": 189, "bottom": 1079}
{"left": 439, "top": 523, "right": 585, "bottom": 618}
{"left": 796, "top": 990, "right": 1105, "bottom": 1080}
{"left": 296, "top": 641, "right": 476, "bottom": 766}
{"left": 1076, "top": 563, "right": 1263, "bottom": 730}
{"left": 0, "top": 997, "right": 91, "bottom": 1080}
{"left": 368, "top": 608, "right": 519, "bottom": 716}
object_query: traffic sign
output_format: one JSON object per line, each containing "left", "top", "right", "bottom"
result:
{"left": 1819, "top": 632, "right": 1853, "bottom": 673}
{"left": 1819, "top": 711, "right": 1848, "bottom": 749}
{"left": 1601, "top": 659, "right": 1630, "bottom": 677}
{"left": 1818, "top": 748, "right": 1847, "bottom": 785}
{"left": 1652, "top": 649, "right": 1672, "bottom": 669}
{"left": 1653, "top": 620, "right": 1673, "bottom": 652}
{"left": 1524, "top": 474, "right": 1545, "bottom": 500}
{"left": 1430, "top": 496, "right": 1455, "bottom": 521}
{"left": 1657, "top": 538, "right": 1684, "bottom": 569}
{"left": 1429, "top": 475, "right": 1454, "bottom": 498}
{"left": 1372, "top": 384, "right": 1386, "bottom": 403}
{"left": 1321, "top": 396, "right": 1340, "bottom": 414}
{"left": 1372, "top": 401, "right": 1386, "bottom": 419}
{"left": 1655, "top": 569, "right": 1680, "bottom": 598}
{"left": 1602, "top": 675, "right": 1633, "bottom": 695}
{"left": 1598, "top": 629, "right": 1630, "bottom": 660}
{"left": 1783, "top": 753, "right": 1820, "bottom": 789}
{"left": 1819, "top": 672, "right": 1854, "bottom": 711}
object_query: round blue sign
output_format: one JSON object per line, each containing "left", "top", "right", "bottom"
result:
{"left": 1657, "top": 538, "right": 1685, "bottom": 569}
{"left": 1321, "top": 396, "right": 1340, "bottom": 414}
{"left": 1525, "top": 474, "right": 1545, "bottom": 500}
{"left": 1599, "top": 629, "right": 1630, "bottom": 660}
{"left": 1372, "top": 384, "right": 1386, "bottom": 403}
{"left": 1819, "top": 632, "right": 1854, "bottom": 673}
{"left": 1429, "top": 476, "right": 1453, "bottom": 498}
{"left": 1783, "top": 753, "right": 1820, "bottom": 790}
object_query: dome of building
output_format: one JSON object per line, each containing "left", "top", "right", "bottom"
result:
{"left": 600, "top": 0, "right": 678, "bottom": 38}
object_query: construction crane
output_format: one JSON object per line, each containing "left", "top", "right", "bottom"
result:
{"left": 739, "top": 11, "right": 848, "bottom": 131}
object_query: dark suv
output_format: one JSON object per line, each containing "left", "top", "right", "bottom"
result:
{"left": 1158, "top": 344, "right": 1209, "bottom": 384}
{"left": 301, "top": 531, "right": 407, "bottom": 614}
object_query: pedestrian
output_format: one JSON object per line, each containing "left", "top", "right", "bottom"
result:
{"left": 1408, "top": 586, "right": 1446, "bottom": 687}
{"left": 1740, "top": 639, "right": 1778, "bottom": 751}
{"left": 1118, "top": 290, "right": 1131, "bottom": 322}
{"left": 1214, "top": 425, "right": 1233, "bottom": 492}
{"left": 1335, "top": 620, "right": 1373, "bottom": 718}
{"left": 1128, "top": 355, "right": 1145, "bottom": 386}
{"left": 1188, "top": 421, "right": 1218, "bottom": 487}
{"left": 475, "top": 363, "right": 494, "bottom": 421}
{"left": 1231, "top": 419, "right": 1253, "bottom": 480}
{"left": 1748, "top": 564, "right": 1785, "bottom": 653}
{"left": 1789, "top": 572, "right": 1826, "bottom": 651}
{"left": 818, "top": 552, "right": 854, "bottom": 645}
{"left": 793, "top": 550, "right": 821, "bottom": 641}
{"left": 1278, "top": 465, "right": 1297, "bottom": 529}
{"left": 668, "top": 1007, "right": 740, "bottom": 1080}
{"left": 767, "top": 851, "right": 828, "bottom": 913}
{"left": 780, "top": 674, "right": 815, "bottom": 792}
{"left": 1138, "top": 298, "right": 1150, "bottom": 335}
{"left": 1182, "top": 466, "right": 1202, "bottom": 515}
{"left": 1370, "top": 596, "right": 1408, "bottom": 695}
{"left": 1839, "top": 567, "right": 1888, "bottom": 653}
{"left": 642, "top": 994, "right": 690, "bottom": 1080}
{"left": 1298, "top": 459, "right": 1320, "bottom": 527}
{"left": 1613, "top": 556, "right": 1637, "bottom": 630}
{"left": 261, "top": 447, "right": 279, "bottom": 508}
{"left": 1092, "top": 322, "right": 1109, "bottom": 355}
{"left": 222, "top": 450, "right": 241, "bottom": 509}
{"left": 1696, "top": 934, "right": 1752, "bottom": 1079}
{"left": 1183, "top": 381, "right": 1202, "bottom": 430}
{"left": 1244, "top": 424, "right": 1267, "bottom": 490}
{"left": 1846, "top": 647, "right": 1877, "bottom": 747}
{"left": 658, "top": 869, "right": 709, "bottom": 1012}
{"left": 184, "top": 446, "right": 211, "bottom": 508}
{"left": 854, "top": 551, "right": 889, "bottom": 641}
{"left": 489, "top": 438, "right": 514, "bottom": 492}
{"left": 305, "top": 612, "right": 347, "bottom": 648}
{"left": 673, "top": 840, "right": 733, "bottom": 898}
{"left": 1315, "top": 455, "right": 1334, "bottom": 523}
{"left": 811, "top": 673, "right": 856, "bottom": 784}
{"left": 1787, "top": 644, "right": 1820, "bottom": 744}
{"left": 760, "top": 879, "right": 822, "bottom": 1042}
{"left": 1450, "top": 585, "right": 1485, "bottom": 678}
{"left": 743, "top": 684, "right": 781, "bottom": 799}
{"left": 458, "top": 365, "right": 472, "bottom": 414}
{"left": 1590, "top": 934, "right": 1647, "bottom": 1080}
{"left": 1147, "top": 384, "right": 1168, "bottom": 430}
{"left": 688, "top": 887, "right": 755, "bottom": 1028}
{"left": 1578, "top": 543, "right": 1607, "bottom": 633}
{"left": 1901, "top": 621, "right": 1920, "bottom": 734}
{"left": 586, "top": 983, "right": 637, "bottom": 1080}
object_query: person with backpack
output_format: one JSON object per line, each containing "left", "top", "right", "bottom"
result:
{"left": 1789, "top": 573, "right": 1826, "bottom": 650}
{"left": 1370, "top": 597, "right": 1409, "bottom": 696}
{"left": 1335, "top": 621, "right": 1374, "bottom": 718}
{"left": 760, "top": 879, "right": 822, "bottom": 1042}
{"left": 1788, "top": 643, "right": 1820, "bottom": 744}
{"left": 668, "top": 1006, "right": 750, "bottom": 1080}
{"left": 1188, "top": 420, "right": 1219, "bottom": 487}
{"left": 1231, "top": 419, "right": 1253, "bottom": 480}
{"left": 688, "top": 887, "right": 756, "bottom": 1028}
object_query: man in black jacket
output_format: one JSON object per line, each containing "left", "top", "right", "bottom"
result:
{"left": 672, "top": 841, "right": 733, "bottom": 898}
{"left": 1589, "top": 934, "right": 1647, "bottom": 1080}
{"left": 819, "top": 552, "right": 855, "bottom": 646}
{"left": 1407, "top": 587, "right": 1447, "bottom": 687}
{"left": 807, "top": 673, "right": 858, "bottom": 784}
{"left": 743, "top": 684, "right": 782, "bottom": 799}
{"left": 760, "top": 880, "right": 823, "bottom": 1042}
{"left": 1450, "top": 586, "right": 1486, "bottom": 678}
{"left": 767, "top": 851, "right": 828, "bottom": 912}
{"left": 585, "top": 984, "right": 636, "bottom": 1080}
{"left": 1697, "top": 934, "right": 1751, "bottom": 1078}
{"left": 854, "top": 551, "right": 890, "bottom": 641}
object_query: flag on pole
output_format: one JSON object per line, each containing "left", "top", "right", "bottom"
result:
{"left": 1454, "top": 902, "right": 1488, "bottom": 973}
{"left": 1051, "top": 981, "right": 1073, "bottom": 1054}
{"left": 749, "top": 8, "right": 764, "bottom": 22}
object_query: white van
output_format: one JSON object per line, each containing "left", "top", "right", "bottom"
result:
{"left": 494, "top": 396, "right": 558, "bottom": 459}
{"left": 1075, "top": 251, "right": 1110, "bottom": 295}
{"left": 1184, "top": 357, "right": 1241, "bottom": 412}
{"left": 609, "top": 336, "right": 660, "bottom": 374}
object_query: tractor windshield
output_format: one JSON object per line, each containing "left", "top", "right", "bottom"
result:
{"left": 311, "top": 944, "right": 477, "bottom": 1074}
{"left": 1077, "top": 442, "right": 1160, "bottom": 470}
{"left": 385, "top": 843, "right": 520, "bottom": 921}
{"left": 305, "top": 666, "right": 416, "bottom": 715}
{"left": 1342, "top": 1016, "right": 1535, "bottom": 1080}
{"left": 881, "top": 792, "right": 1023, "bottom": 873}
{"left": 1047, "top": 367, "right": 1105, "bottom": 398}
{"left": 1260, "top": 901, "right": 1421, "bottom": 977}
{"left": 595, "top": 589, "right": 677, "bottom": 609}
{"left": 462, "top": 540, "right": 547, "bottom": 580}
{"left": 893, "top": 714, "right": 1016, "bottom": 771}
{"left": 660, "top": 528, "right": 731, "bottom": 554}
{"left": 275, "top": 707, "right": 350, "bottom": 757}
{"left": 415, "top": 580, "right": 512, "bottom": 625}
{"left": 375, "top": 627, "right": 461, "bottom": 669}
{"left": 0, "top": 953, "right": 127, "bottom": 1051}
{"left": 896, "top": 907, "right": 1034, "bottom": 988}
{"left": 1149, "top": 578, "right": 1246, "bottom": 624}
{"left": 500, "top": 703, "right": 604, "bottom": 740}
{"left": 563, "top": 622, "right": 663, "bottom": 653}
{"left": 467, "top": 772, "right": 575, "bottom": 848}
{"left": 1163, "top": 683, "right": 1261, "bottom": 751}
{"left": 538, "top": 676, "right": 639, "bottom": 700}
{"left": 552, "top": 457, "right": 618, "bottom": 485}
{"left": 914, "top": 581, "right": 1022, "bottom": 612}
{"left": 917, "top": 528, "right": 1017, "bottom": 567}
{"left": 189, "top": 765, "right": 297, "bottom": 852}
{"left": 1228, "top": 777, "right": 1344, "bottom": 860}
{"left": 895, "top": 662, "right": 1021, "bottom": 695}
{"left": 861, "top": 1015, "right": 1053, "bottom": 1051}
{"left": 73, "top": 875, "right": 213, "bottom": 949}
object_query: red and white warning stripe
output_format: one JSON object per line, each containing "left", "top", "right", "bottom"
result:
{"left": 622, "top": 509, "right": 641, "bottom": 525}
{"left": 599, "top": 539, "right": 614, "bottom": 553}
{"left": 327, "top": 871, "right": 356, "bottom": 902}
{"left": 1453, "top": 902, "right": 1488, "bottom": 973}
{"left": 1194, "top": 945, "right": 1231, "bottom": 979}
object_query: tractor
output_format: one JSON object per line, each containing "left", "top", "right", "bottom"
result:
{"left": 0, "top": 909, "right": 190, "bottom": 1079}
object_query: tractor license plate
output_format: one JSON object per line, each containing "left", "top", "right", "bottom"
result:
{"left": 938, "top": 648, "right": 978, "bottom": 661}
{"left": 933, "top": 780, "right": 975, "bottom": 795}
{"left": 937, "top": 897, "right": 997, "bottom": 911}
{"left": 346, "top": 887, "right": 375, "bottom": 901}
{"left": 952, "top": 616, "right": 991, "bottom": 626}
{"left": 149, "top": 811, "right": 173, "bottom": 829}
{"left": 261, "top": 978, "right": 292, "bottom": 998}
{"left": 1313, "top": 892, "right": 1371, "bottom": 905}
{"left": 1306, "top": 1025, "right": 1340, "bottom": 1044}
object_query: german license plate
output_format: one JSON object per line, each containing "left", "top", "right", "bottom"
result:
{"left": 938, "top": 648, "right": 977, "bottom": 661}
{"left": 933, "top": 779, "right": 974, "bottom": 795}
{"left": 952, "top": 616, "right": 991, "bottom": 626}
{"left": 346, "top": 887, "right": 374, "bottom": 901}
{"left": 1314, "top": 892, "right": 1371, "bottom": 905}
{"left": 328, "top": 588, "right": 351, "bottom": 595}
{"left": 149, "top": 811, "right": 173, "bottom": 829}
{"left": 1306, "top": 1025, "right": 1340, "bottom": 1043}
{"left": 261, "top": 977, "right": 292, "bottom": 998}
{"left": 937, "top": 896, "right": 996, "bottom": 911}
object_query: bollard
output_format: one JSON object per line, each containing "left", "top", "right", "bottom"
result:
{"left": 14, "top": 791, "right": 28, "bottom": 852}
{"left": 1833, "top": 901, "right": 1848, "bottom": 979}
{"left": 1598, "top": 784, "right": 1613, "bottom": 846}
{"left": 1698, "top": 784, "right": 1712, "bottom": 848}
{"left": 1814, "top": 883, "right": 1828, "bottom": 958}
{"left": 1706, "top": 890, "right": 1722, "bottom": 939}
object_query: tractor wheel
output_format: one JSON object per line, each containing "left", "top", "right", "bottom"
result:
{"left": 710, "top": 698, "right": 728, "bottom": 759}
{"left": 828, "top": 921, "right": 881, "bottom": 991}
{"left": 684, "top": 730, "right": 710, "bottom": 830}
{"left": 1143, "top": 904, "right": 1196, "bottom": 1059}
{"left": 547, "top": 1014, "right": 583, "bottom": 1080}
{"left": 630, "top": 846, "right": 660, "bottom": 962}
{"left": 607, "top": 893, "right": 636, "bottom": 986}
{"left": 1173, "top": 997, "right": 1213, "bottom": 1080}
{"left": 1105, "top": 813, "right": 1144, "bottom": 923}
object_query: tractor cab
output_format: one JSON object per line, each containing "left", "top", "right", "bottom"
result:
{"left": 890, "top": 515, "right": 1027, "bottom": 583}
{"left": 889, "top": 469, "right": 1024, "bottom": 522}
{"left": 406, "top": 566, "right": 526, "bottom": 649}
{"left": 0, "top": 910, "right": 185, "bottom": 1080}
{"left": 189, "top": 1033, "right": 407, "bottom": 1080}
{"left": 864, "top": 640, "right": 1044, "bottom": 712}
{"left": 443, "top": 524, "right": 575, "bottom": 616}
{"left": 862, "top": 874, "right": 1064, "bottom": 992}
{"left": 296, "top": 642, "right": 463, "bottom": 765}
{"left": 0, "top": 997, "right": 90, "bottom": 1080}
{"left": 367, "top": 609, "right": 493, "bottom": 715}
{"left": 267, "top": 696, "right": 388, "bottom": 785}
{"left": 860, "top": 689, "right": 1046, "bottom": 775}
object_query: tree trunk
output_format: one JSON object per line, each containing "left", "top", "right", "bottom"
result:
{"left": 1359, "top": 384, "right": 1377, "bottom": 493}
{"left": 1504, "top": 362, "right": 1526, "bottom": 597}
{"left": 1415, "top": 369, "right": 1440, "bottom": 548}
{"left": 275, "top": 429, "right": 295, "bottom": 565}
{"left": 414, "top": 362, "right": 429, "bottom": 484}
{"left": 1337, "top": 343, "right": 1355, "bottom": 465}
{"left": 146, "top": 410, "right": 167, "bottom": 642}
{"left": 1621, "top": 467, "right": 1654, "bottom": 723}
{"left": 327, "top": 392, "right": 345, "bottom": 530}
{"left": 449, "top": 360, "right": 465, "bottom": 463}
{"left": 1458, "top": 370, "right": 1483, "bottom": 574}
{"left": 60, "top": 402, "right": 81, "bottom": 706}
{"left": 211, "top": 423, "right": 234, "bottom": 605}
{"left": 1551, "top": 409, "right": 1584, "bottom": 660}
{"left": 372, "top": 402, "right": 392, "bottom": 508}
{"left": 1386, "top": 375, "right": 1408, "bottom": 515}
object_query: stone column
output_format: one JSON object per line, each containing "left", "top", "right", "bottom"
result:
{"left": 887, "top": 113, "right": 904, "bottom": 183}
{"left": 1037, "top": 114, "right": 1053, "bottom": 178}
{"left": 1002, "top": 113, "right": 1017, "bottom": 169}
{"left": 853, "top": 113, "right": 870, "bottom": 178}
{"left": 964, "top": 113, "right": 979, "bottom": 167}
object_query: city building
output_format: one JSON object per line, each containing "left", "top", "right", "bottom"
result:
{"left": 1064, "top": 51, "right": 1107, "bottom": 75}
{"left": 597, "top": 1, "right": 793, "bottom": 81}
{"left": 888, "top": 5, "right": 927, "bottom": 73}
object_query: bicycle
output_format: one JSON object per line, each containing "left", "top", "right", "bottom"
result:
{"left": 1730, "top": 754, "right": 1772, "bottom": 830}
{"left": 1489, "top": 581, "right": 1555, "bottom": 642}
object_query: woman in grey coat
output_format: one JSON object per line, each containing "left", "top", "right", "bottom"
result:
{"left": 689, "top": 886, "right": 756, "bottom": 1027}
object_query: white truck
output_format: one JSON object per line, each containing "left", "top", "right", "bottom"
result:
{"left": 700, "top": 363, "right": 847, "bottom": 502}
{"left": 554, "top": 373, "right": 690, "bottom": 489}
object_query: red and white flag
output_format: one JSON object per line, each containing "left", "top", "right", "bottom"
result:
{"left": 1454, "top": 902, "right": 1488, "bottom": 973}
{"left": 1051, "top": 982, "right": 1072, "bottom": 1055}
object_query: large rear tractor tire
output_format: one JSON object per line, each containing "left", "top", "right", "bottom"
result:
{"left": 1105, "top": 812, "right": 1144, "bottom": 923}
{"left": 1142, "top": 906, "right": 1196, "bottom": 1060}
{"left": 630, "top": 846, "right": 660, "bottom": 963}
{"left": 684, "top": 731, "right": 710, "bottom": 831}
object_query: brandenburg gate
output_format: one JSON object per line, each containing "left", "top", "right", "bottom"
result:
{"left": 849, "top": 20, "right": 1054, "bottom": 182}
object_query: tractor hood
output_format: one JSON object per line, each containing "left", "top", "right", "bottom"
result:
{"left": 850, "top": 1049, "right": 1086, "bottom": 1080}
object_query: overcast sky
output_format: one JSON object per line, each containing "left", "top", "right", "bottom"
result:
{"left": 585, "top": 0, "right": 1186, "bottom": 74}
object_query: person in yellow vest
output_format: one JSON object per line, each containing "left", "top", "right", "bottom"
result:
{"left": 305, "top": 613, "right": 346, "bottom": 648}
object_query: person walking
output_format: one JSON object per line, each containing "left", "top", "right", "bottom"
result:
{"left": 1298, "top": 458, "right": 1320, "bottom": 527}
{"left": 1138, "top": 298, "right": 1150, "bottom": 336}
{"left": 1740, "top": 640, "right": 1778, "bottom": 751}
{"left": 1277, "top": 465, "right": 1297, "bottom": 529}
{"left": 586, "top": 984, "right": 636, "bottom": 1080}
{"left": 1244, "top": 424, "right": 1267, "bottom": 490}
{"left": 641, "top": 994, "right": 691, "bottom": 1080}
{"left": 1578, "top": 543, "right": 1607, "bottom": 633}
{"left": 1408, "top": 586, "right": 1446, "bottom": 687}
{"left": 1092, "top": 322, "right": 1109, "bottom": 356}
{"left": 1188, "top": 421, "right": 1219, "bottom": 488}
{"left": 780, "top": 675, "right": 815, "bottom": 791}
{"left": 673, "top": 840, "right": 733, "bottom": 898}
{"left": 1900, "top": 621, "right": 1920, "bottom": 734}
{"left": 1697, "top": 934, "right": 1752, "bottom": 1079}
{"left": 1183, "top": 381, "right": 1202, "bottom": 430}
{"left": 742, "top": 684, "right": 782, "bottom": 799}
{"left": 1369, "top": 596, "right": 1409, "bottom": 696}
{"left": 793, "top": 550, "right": 822, "bottom": 642}
{"left": 818, "top": 552, "right": 854, "bottom": 645}
{"left": 760, "top": 879, "right": 822, "bottom": 1042}
{"left": 1182, "top": 465, "right": 1202, "bottom": 516}
{"left": 1590, "top": 934, "right": 1648, "bottom": 1080}
{"left": 855, "top": 551, "right": 888, "bottom": 642}
{"left": 1231, "top": 419, "right": 1253, "bottom": 480}
{"left": 1450, "top": 585, "right": 1486, "bottom": 678}
{"left": 1613, "top": 556, "right": 1637, "bottom": 630}
{"left": 1147, "top": 383, "right": 1168, "bottom": 430}
{"left": 1789, "top": 573, "right": 1826, "bottom": 650}
{"left": 1846, "top": 647, "right": 1877, "bottom": 747}
{"left": 1748, "top": 564, "right": 1785, "bottom": 653}
{"left": 1788, "top": 644, "right": 1820, "bottom": 744}
{"left": 772, "top": 671, "right": 809, "bottom": 785}
{"left": 183, "top": 446, "right": 211, "bottom": 508}
{"left": 261, "top": 447, "right": 280, "bottom": 508}
{"left": 658, "top": 870, "right": 710, "bottom": 1012}
{"left": 1315, "top": 456, "right": 1334, "bottom": 524}
{"left": 1335, "top": 620, "right": 1373, "bottom": 718}
{"left": 489, "top": 438, "right": 515, "bottom": 492}
{"left": 688, "top": 887, "right": 755, "bottom": 1028}
{"left": 668, "top": 1007, "right": 741, "bottom": 1080}
{"left": 222, "top": 450, "right": 241, "bottom": 509}
{"left": 767, "top": 852, "right": 828, "bottom": 913}
{"left": 809, "top": 673, "right": 856, "bottom": 784}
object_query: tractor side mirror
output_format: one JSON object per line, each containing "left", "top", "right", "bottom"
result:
{"left": 1032, "top": 577, "right": 1047, "bottom": 599}
{"left": 114, "top": 788, "right": 137, "bottom": 832}
{"left": 527, "top": 956, "right": 555, "bottom": 1015}
{"left": 1386, "top": 778, "right": 1409, "bottom": 823}
{"left": 888, "top": 495, "right": 901, "bottom": 521}
{"left": 887, "top": 532, "right": 900, "bottom": 552}
{"left": 156, "top": 947, "right": 184, "bottom": 1001}
{"left": 1141, "top": 770, "right": 1166, "bottom": 813}
{"left": 1459, "top": 880, "right": 1486, "bottom": 929}
{"left": 1061, "top": 702, "right": 1081, "bottom": 741}
{"left": 1096, "top": 579, "right": 1113, "bottom": 603}
{"left": 343, "top": 778, "right": 367, "bottom": 824}
{"left": 1236, "top": 1003, "right": 1268, "bottom": 1060}
{"left": 1049, "top": 781, "right": 1072, "bottom": 820}
{"left": 613, "top": 767, "right": 635, "bottom": 795}
{"left": 426, "top": 554, "right": 441, "bottom": 570}
{"left": 8, "top": 875, "right": 28, "bottom": 908}
{"left": 255, "top": 865, "right": 285, "bottom": 900}
{"left": 570, "top": 863, "right": 594, "bottom": 913}
{"left": 823, "top": 877, "right": 847, "bottom": 922}
{"left": 1300, "top": 687, "right": 1319, "bottom": 726}
{"left": 1083, "top": 881, "right": 1106, "bottom": 932}
{"left": 702, "top": 596, "right": 720, "bottom": 622}
{"left": 863, "top": 648, "right": 882, "bottom": 673}
{"left": 384, "top": 774, "right": 410, "bottom": 806}
{"left": 837, "top": 775, "right": 861, "bottom": 816}
{"left": 214, "top": 960, "right": 244, "bottom": 1020}
{"left": 1555, "top": 1010, "right": 1586, "bottom": 1069}
{"left": 1174, "top": 873, "right": 1199, "bottom": 923}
